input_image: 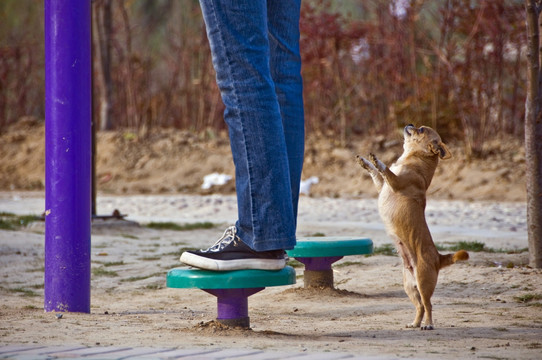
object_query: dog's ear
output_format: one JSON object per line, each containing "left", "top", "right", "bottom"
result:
{"left": 430, "top": 141, "right": 452, "bottom": 160}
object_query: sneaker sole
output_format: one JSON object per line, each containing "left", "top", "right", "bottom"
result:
{"left": 180, "top": 252, "right": 286, "bottom": 271}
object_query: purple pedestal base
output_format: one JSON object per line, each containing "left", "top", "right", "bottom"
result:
{"left": 203, "top": 288, "right": 264, "bottom": 328}
{"left": 295, "top": 256, "right": 343, "bottom": 288}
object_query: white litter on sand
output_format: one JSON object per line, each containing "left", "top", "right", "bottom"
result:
{"left": 300, "top": 176, "right": 319, "bottom": 195}
{"left": 201, "top": 173, "right": 232, "bottom": 190}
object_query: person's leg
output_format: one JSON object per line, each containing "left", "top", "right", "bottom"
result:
{"left": 195, "top": 0, "right": 297, "bottom": 251}
{"left": 267, "top": 0, "right": 305, "bottom": 223}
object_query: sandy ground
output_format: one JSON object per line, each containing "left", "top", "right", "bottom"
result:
{"left": 0, "top": 192, "right": 540, "bottom": 359}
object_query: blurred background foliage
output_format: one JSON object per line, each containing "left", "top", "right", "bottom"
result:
{"left": 0, "top": 0, "right": 526, "bottom": 156}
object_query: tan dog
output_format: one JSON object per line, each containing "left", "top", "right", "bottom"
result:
{"left": 357, "top": 124, "right": 468, "bottom": 330}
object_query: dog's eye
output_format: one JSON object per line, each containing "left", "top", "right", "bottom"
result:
{"left": 419, "top": 128, "right": 425, "bottom": 134}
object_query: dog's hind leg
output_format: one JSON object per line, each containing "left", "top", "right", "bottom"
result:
{"left": 416, "top": 265, "right": 439, "bottom": 330}
{"left": 356, "top": 155, "right": 384, "bottom": 192}
{"left": 403, "top": 268, "right": 424, "bottom": 329}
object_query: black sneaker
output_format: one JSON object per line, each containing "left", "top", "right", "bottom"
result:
{"left": 179, "top": 226, "right": 286, "bottom": 271}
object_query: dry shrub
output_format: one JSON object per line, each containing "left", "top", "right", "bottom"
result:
{"left": 0, "top": 0, "right": 527, "bottom": 156}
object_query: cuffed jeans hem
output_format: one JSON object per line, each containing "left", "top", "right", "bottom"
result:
{"left": 252, "top": 238, "right": 296, "bottom": 252}
{"left": 236, "top": 226, "right": 296, "bottom": 252}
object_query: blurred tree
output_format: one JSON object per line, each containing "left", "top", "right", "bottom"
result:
{"left": 0, "top": 0, "right": 530, "bottom": 147}
{"left": 0, "top": 0, "right": 43, "bottom": 130}
{"left": 93, "top": 0, "right": 113, "bottom": 130}
{"left": 524, "top": 0, "right": 542, "bottom": 268}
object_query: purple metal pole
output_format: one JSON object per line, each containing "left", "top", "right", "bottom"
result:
{"left": 204, "top": 288, "right": 264, "bottom": 328}
{"left": 44, "top": 0, "right": 92, "bottom": 312}
{"left": 295, "top": 256, "right": 344, "bottom": 271}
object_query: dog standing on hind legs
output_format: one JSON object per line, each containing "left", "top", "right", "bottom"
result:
{"left": 357, "top": 124, "right": 469, "bottom": 330}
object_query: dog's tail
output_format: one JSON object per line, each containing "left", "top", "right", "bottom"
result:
{"left": 439, "top": 250, "right": 469, "bottom": 270}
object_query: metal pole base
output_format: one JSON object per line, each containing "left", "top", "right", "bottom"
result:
{"left": 304, "top": 269, "right": 334, "bottom": 288}
{"left": 295, "top": 256, "right": 343, "bottom": 289}
{"left": 217, "top": 317, "right": 251, "bottom": 328}
{"left": 204, "top": 288, "right": 264, "bottom": 329}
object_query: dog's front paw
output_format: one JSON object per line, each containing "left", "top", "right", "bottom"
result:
{"left": 405, "top": 323, "right": 420, "bottom": 329}
{"left": 356, "top": 155, "right": 373, "bottom": 171}
{"left": 369, "top": 153, "right": 386, "bottom": 172}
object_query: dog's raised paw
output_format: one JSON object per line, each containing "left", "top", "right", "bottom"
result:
{"left": 369, "top": 153, "right": 386, "bottom": 172}
{"left": 356, "top": 155, "right": 372, "bottom": 170}
{"left": 369, "top": 153, "right": 379, "bottom": 166}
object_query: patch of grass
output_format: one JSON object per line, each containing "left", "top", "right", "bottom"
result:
{"left": 120, "top": 234, "right": 138, "bottom": 239}
{"left": 0, "top": 212, "right": 41, "bottom": 230}
{"left": 121, "top": 272, "right": 162, "bottom": 283}
{"left": 0, "top": 212, "right": 18, "bottom": 230}
{"left": 92, "top": 267, "right": 119, "bottom": 277}
{"left": 308, "top": 232, "right": 326, "bottom": 237}
{"left": 514, "top": 293, "right": 542, "bottom": 303}
{"left": 138, "top": 256, "right": 161, "bottom": 261}
{"left": 102, "top": 261, "right": 125, "bottom": 267}
{"left": 437, "top": 241, "right": 528, "bottom": 254}
{"left": 7, "top": 287, "right": 39, "bottom": 297}
{"left": 93, "top": 260, "right": 125, "bottom": 267}
{"left": 437, "top": 241, "right": 486, "bottom": 252}
{"left": 0, "top": 219, "right": 15, "bottom": 230}
{"left": 144, "top": 284, "right": 163, "bottom": 290}
{"left": 145, "top": 221, "right": 215, "bottom": 231}
{"left": 370, "top": 243, "right": 396, "bottom": 256}
{"left": 18, "top": 214, "right": 41, "bottom": 226}
{"left": 123, "top": 276, "right": 149, "bottom": 282}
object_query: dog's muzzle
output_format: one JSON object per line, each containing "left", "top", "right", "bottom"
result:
{"left": 404, "top": 124, "right": 416, "bottom": 136}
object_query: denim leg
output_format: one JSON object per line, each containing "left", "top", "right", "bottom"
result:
{"left": 199, "top": 0, "right": 303, "bottom": 251}
{"left": 267, "top": 0, "right": 305, "bottom": 222}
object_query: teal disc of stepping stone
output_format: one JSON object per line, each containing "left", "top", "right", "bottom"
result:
{"left": 287, "top": 237, "right": 373, "bottom": 258}
{"left": 167, "top": 266, "right": 296, "bottom": 289}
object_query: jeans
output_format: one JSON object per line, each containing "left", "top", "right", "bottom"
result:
{"left": 199, "top": 0, "right": 304, "bottom": 251}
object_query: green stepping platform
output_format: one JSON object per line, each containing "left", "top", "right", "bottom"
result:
{"left": 167, "top": 266, "right": 296, "bottom": 328}
{"left": 286, "top": 236, "right": 373, "bottom": 288}
{"left": 287, "top": 236, "right": 373, "bottom": 258}
{"left": 167, "top": 267, "right": 296, "bottom": 289}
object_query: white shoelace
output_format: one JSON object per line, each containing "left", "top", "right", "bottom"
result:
{"left": 202, "top": 226, "right": 239, "bottom": 253}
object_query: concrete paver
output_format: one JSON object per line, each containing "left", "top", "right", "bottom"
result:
{"left": 0, "top": 345, "right": 401, "bottom": 360}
